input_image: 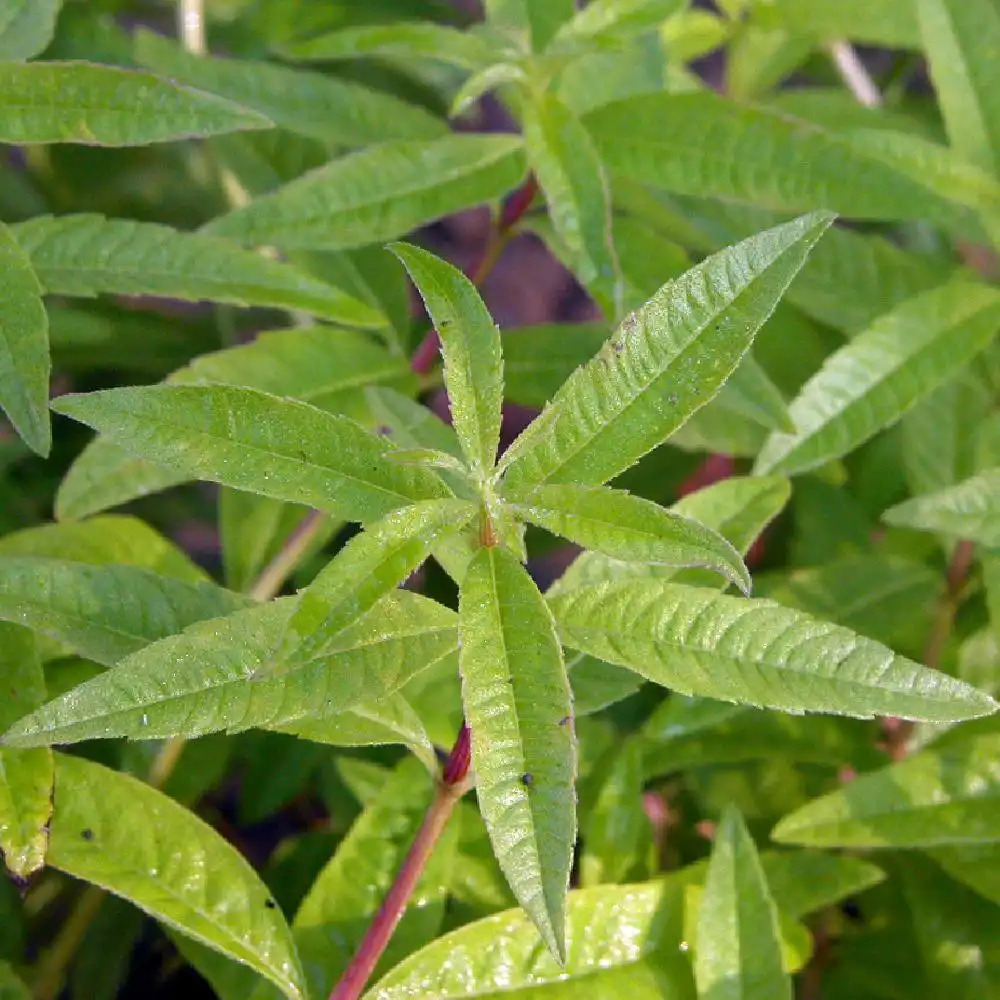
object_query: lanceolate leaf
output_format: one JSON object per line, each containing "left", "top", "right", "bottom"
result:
{"left": 280, "top": 499, "right": 475, "bottom": 662}
{"left": 750, "top": 0, "right": 918, "bottom": 46}
{"left": 205, "top": 135, "right": 526, "bottom": 252}
{"left": 883, "top": 468, "right": 1000, "bottom": 547}
{"left": 918, "top": 0, "right": 1000, "bottom": 175}
{"left": 0, "top": 624, "right": 51, "bottom": 878}
{"left": 755, "top": 281, "right": 1000, "bottom": 477}
{"left": 0, "top": 0, "right": 61, "bottom": 59}
{"left": 696, "top": 807, "right": 791, "bottom": 1000}
{"left": 549, "top": 581, "right": 997, "bottom": 722}
{"left": 0, "top": 61, "right": 270, "bottom": 145}
{"left": 486, "top": 0, "right": 574, "bottom": 50}
{"left": 555, "top": 0, "right": 685, "bottom": 44}
{"left": 55, "top": 440, "right": 188, "bottom": 522}
{"left": 51, "top": 385, "right": 451, "bottom": 524}
{"left": 522, "top": 92, "right": 621, "bottom": 318}
{"left": 772, "top": 728, "right": 1000, "bottom": 847}
{"left": 279, "top": 22, "right": 498, "bottom": 71}
{"left": 0, "top": 514, "right": 208, "bottom": 582}
{"left": 0, "top": 558, "right": 247, "bottom": 666}
{"left": 1, "top": 593, "right": 457, "bottom": 747}
{"left": 0, "top": 219, "right": 49, "bottom": 456}
{"left": 291, "top": 758, "right": 458, "bottom": 997}
{"left": 133, "top": 29, "right": 446, "bottom": 145}
{"left": 391, "top": 244, "right": 504, "bottom": 477}
{"left": 514, "top": 484, "right": 750, "bottom": 593}
{"left": 459, "top": 546, "right": 575, "bottom": 962}
{"left": 47, "top": 754, "right": 305, "bottom": 999}
{"left": 11, "top": 215, "right": 380, "bottom": 327}
{"left": 585, "top": 94, "right": 1000, "bottom": 233}
{"left": 499, "top": 213, "right": 833, "bottom": 496}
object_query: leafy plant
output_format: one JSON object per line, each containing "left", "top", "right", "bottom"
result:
{"left": 3, "top": 1, "right": 1000, "bottom": 998}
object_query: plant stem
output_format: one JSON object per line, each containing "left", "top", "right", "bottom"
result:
{"left": 179, "top": 0, "right": 206, "bottom": 55}
{"left": 328, "top": 726, "right": 472, "bottom": 1000}
{"left": 828, "top": 41, "right": 882, "bottom": 108}
{"left": 249, "top": 509, "right": 328, "bottom": 602}
{"left": 33, "top": 885, "right": 105, "bottom": 1000}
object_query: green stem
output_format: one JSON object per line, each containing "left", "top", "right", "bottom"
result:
{"left": 32, "top": 886, "right": 105, "bottom": 1000}
{"left": 249, "top": 509, "right": 328, "bottom": 602}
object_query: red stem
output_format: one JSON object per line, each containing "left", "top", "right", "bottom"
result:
{"left": 328, "top": 727, "right": 471, "bottom": 1000}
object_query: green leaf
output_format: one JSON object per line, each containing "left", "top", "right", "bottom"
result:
{"left": 755, "top": 282, "right": 1000, "bottom": 477}
{"left": 205, "top": 135, "right": 526, "bottom": 252}
{"left": 55, "top": 440, "right": 188, "bottom": 522}
{"left": 273, "top": 693, "right": 436, "bottom": 773}
{"left": 0, "top": 558, "right": 247, "bottom": 666}
{"left": 883, "top": 468, "right": 1000, "bottom": 547}
{"left": 0, "top": 0, "right": 61, "bottom": 59}
{"left": 499, "top": 212, "right": 833, "bottom": 495}
{"left": 52, "top": 384, "right": 451, "bottom": 523}
{"left": 580, "top": 740, "right": 647, "bottom": 886}
{"left": 0, "top": 515, "right": 208, "bottom": 582}
{"left": 750, "top": 0, "right": 919, "bottom": 46}
{"left": 11, "top": 215, "right": 381, "bottom": 327}
{"left": 549, "top": 580, "right": 997, "bottom": 722}
{"left": 459, "top": 546, "right": 575, "bottom": 962}
{"left": 133, "top": 29, "right": 445, "bottom": 145}
{"left": 0, "top": 219, "right": 49, "bottom": 456}
{"left": 391, "top": 243, "right": 503, "bottom": 477}
{"left": 280, "top": 498, "right": 475, "bottom": 661}
{"left": 920, "top": 0, "right": 1000, "bottom": 168}
{"left": 555, "top": 0, "right": 685, "bottom": 44}
{"left": 47, "top": 753, "right": 305, "bottom": 999}
{"left": 585, "top": 94, "right": 1000, "bottom": 232}
{"left": 365, "top": 868, "right": 700, "bottom": 999}
{"left": 502, "top": 322, "right": 607, "bottom": 409}
{"left": 772, "top": 728, "right": 1000, "bottom": 847}
{"left": 291, "top": 758, "right": 458, "bottom": 997}
{"left": 568, "top": 652, "right": 643, "bottom": 715}
{"left": 523, "top": 92, "right": 621, "bottom": 318}
{"left": 278, "top": 22, "right": 497, "bottom": 71}
{"left": 724, "top": 355, "right": 794, "bottom": 433}
{"left": 514, "top": 484, "right": 750, "bottom": 593}
{"left": 487, "top": 0, "right": 575, "bottom": 50}
{"left": 0, "top": 963, "right": 29, "bottom": 1000}
{"left": 0, "top": 61, "right": 271, "bottom": 145}
{"left": 175, "top": 327, "right": 414, "bottom": 408}
{"left": 0, "top": 624, "right": 51, "bottom": 878}
{"left": 696, "top": 806, "right": 791, "bottom": 1000}
{"left": 2, "top": 592, "right": 457, "bottom": 746}
{"left": 551, "top": 475, "right": 790, "bottom": 595}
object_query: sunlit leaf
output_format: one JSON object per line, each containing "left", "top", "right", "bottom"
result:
{"left": 500, "top": 213, "right": 833, "bottom": 495}
{"left": 391, "top": 243, "right": 503, "bottom": 477}
{"left": 52, "top": 384, "right": 451, "bottom": 523}
{"left": 459, "top": 546, "right": 575, "bottom": 962}
{"left": 47, "top": 753, "right": 305, "bottom": 998}
{"left": 2, "top": 592, "right": 457, "bottom": 746}
{"left": 755, "top": 281, "right": 1000, "bottom": 477}
{"left": 0, "top": 61, "right": 270, "bottom": 144}
{"left": 514, "top": 483, "right": 750, "bottom": 593}
{"left": 550, "top": 580, "right": 997, "bottom": 722}
{"left": 0, "top": 624, "right": 50, "bottom": 878}
{"left": 206, "top": 135, "right": 526, "bottom": 252}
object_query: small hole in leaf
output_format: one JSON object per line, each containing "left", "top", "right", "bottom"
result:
{"left": 521, "top": 772, "right": 534, "bottom": 787}
{"left": 80, "top": 829, "right": 94, "bottom": 841}
{"left": 265, "top": 899, "right": 277, "bottom": 910}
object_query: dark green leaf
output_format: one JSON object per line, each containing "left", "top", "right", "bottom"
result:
{"left": 0, "top": 219, "right": 49, "bottom": 456}
{"left": 0, "top": 61, "right": 270, "bottom": 144}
